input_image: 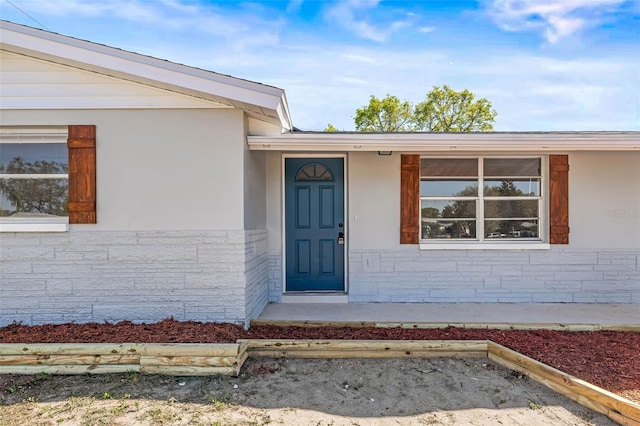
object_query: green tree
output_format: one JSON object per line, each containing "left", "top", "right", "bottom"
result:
{"left": 324, "top": 123, "right": 339, "bottom": 132}
{"left": 353, "top": 86, "right": 496, "bottom": 132}
{"left": 354, "top": 95, "right": 415, "bottom": 132}
{"left": 414, "top": 85, "right": 497, "bottom": 132}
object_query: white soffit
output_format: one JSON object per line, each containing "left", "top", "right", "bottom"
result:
{"left": 248, "top": 132, "right": 640, "bottom": 151}
{"left": 0, "top": 20, "right": 292, "bottom": 131}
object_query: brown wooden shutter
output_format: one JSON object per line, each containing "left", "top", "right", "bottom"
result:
{"left": 400, "top": 154, "right": 420, "bottom": 244}
{"left": 67, "top": 125, "right": 96, "bottom": 224}
{"left": 549, "top": 154, "right": 569, "bottom": 244}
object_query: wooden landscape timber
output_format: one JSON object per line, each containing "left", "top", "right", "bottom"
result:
{"left": 487, "top": 342, "right": 640, "bottom": 426}
{"left": 0, "top": 339, "right": 637, "bottom": 425}
{"left": 376, "top": 322, "right": 640, "bottom": 332}
{"left": 242, "top": 339, "right": 487, "bottom": 359}
{"left": 250, "top": 319, "right": 640, "bottom": 332}
{"left": 0, "top": 342, "right": 247, "bottom": 376}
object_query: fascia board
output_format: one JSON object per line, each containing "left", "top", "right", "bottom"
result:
{"left": 276, "top": 94, "right": 293, "bottom": 131}
{"left": 248, "top": 132, "right": 640, "bottom": 151}
{"left": 0, "top": 22, "right": 291, "bottom": 128}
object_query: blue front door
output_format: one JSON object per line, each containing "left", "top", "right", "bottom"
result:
{"left": 285, "top": 158, "right": 345, "bottom": 291}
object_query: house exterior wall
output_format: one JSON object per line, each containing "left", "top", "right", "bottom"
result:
{"left": 1, "top": 108, "right": 247, "bottom": 230}
{"left": 1, "top": 107, "right": 271, "bottom": 326}
{"left": 0, "top": 51, "right": 227, "bottom": 110}
{"left": 0, "top": 229, "right": 268, "bottom": 327}
{"left": 242, "top": 115, "right": 269, "bottom": 319}
{"left": 569, "top": 152, "right": 640, "bottom": 249}
{"left": 266, "top": 151, "right": 640, "bottom": 303}
{"left": 266, "top": 152, "right": 284, "bottom": 301}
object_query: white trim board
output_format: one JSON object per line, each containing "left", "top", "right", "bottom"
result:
{"left": 281, "top": 294, "right": 348, "bottom": 304}
{"left": 249, "top": 132, "right": 640, "bottom": 151}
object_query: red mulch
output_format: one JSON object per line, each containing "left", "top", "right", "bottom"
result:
{"left": 1, "top": 319, "right": 638, "bottom": 402}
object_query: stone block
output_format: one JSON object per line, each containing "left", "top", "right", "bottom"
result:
{"left": 108, "top": 245, "right": 197, "bottom": 263}
{"left": 553, "top": 271, "right": 604, "bottom": 281}
{"left": 70, "top": 231, "right": 137, "bottom": 245}
{"left": 530, "top": 251, "right": 598, "bottom": 265}
{"left": 1, "top": 246, "right": 54, "bottom": 261}
{"left": 93, "top": 303, "right": 185, "bottom": 323}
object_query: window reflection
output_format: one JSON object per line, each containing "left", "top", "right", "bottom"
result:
{"left": 484, "top": 179, "right": 540, "bottom": 197}
{"left": 0, "top": 179, "right": 68, "bottom": 217}
{"left": 420, "top": 157, "right": 543, "bottom": 242}
{"left": 421, "top": 180, "right": 478, "bottom": 197}
{"left": 485, "top": 220, "right": 539, "bottom": 238}
{"left": 422, "top": 220, "right": 476, "bottom": 239}
{"left": 0, "top": 144, "right": 68, "bottom": 173}
{"left": 0, "top": 143, "right": 69, "bottom": 219}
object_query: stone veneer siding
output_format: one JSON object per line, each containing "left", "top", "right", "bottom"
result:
{"left": 349, "top": 247, "right": 640, "bottom": 303}
{"left": 267, "top": 247, "right": 639, "bottom": 303}
{"left": 0, "top": 230, "right": 269, "bottom": 327}
{"left": 267, "top": 250, "right": 283, "bottom": 302}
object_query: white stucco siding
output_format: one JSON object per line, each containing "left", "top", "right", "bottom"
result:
{"left": 348, "top": 152, "right": 401, "bottom": 249}
{"left": 347, "top": 151, "right": 640, "bottom": 250}
{"left": 569, "top": 152, "right": 640, "bottom": 249}
{"left": 1, "top": 108, "right": 247, "bottom": 230}
{"left": 0, "top": 51, "right": 229, "bottom": 109}
{"left": 243, "top": 112, "right": 267, "bottom": 229}
{"left": 266, "top": 151, "right": 283, "bottom": 251}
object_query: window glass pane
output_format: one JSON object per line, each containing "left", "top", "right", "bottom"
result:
{"left": 421, "top": 180, "right": 478, "bottom": 197}
{"left": 484, "top": 179, "right": 540, "bottom": 197}
{"left": 421, "top": 158, "right": 477, "bottom": 177}
{"left": 0, "top": 178, "right": 68, "bottom": 217}
{"left": 484, "top": 158, "right": 540, "bottom": 177}
{"left": 295, "top": 163, "right": 333, "bottom": 181}
{"left": 422, "top": 200, "right": 476, "bottom": 219}
{"left": 0, "top": 143, "right": 68, "bottom": 174}
{"left": 485, "top": 220, "right": 539, "bottom": 239}
{"left": 485, "top": 200, "right": 538, "bottom": 218}
{"left": 422, "top": 220, "right": 476, "bottom": 239}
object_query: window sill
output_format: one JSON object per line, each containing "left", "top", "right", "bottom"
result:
{"left": 0, "top": 221, "right": 69, "bottom": 233}
{"left": 419, "top": 242, "right": 550, "bottom": 250}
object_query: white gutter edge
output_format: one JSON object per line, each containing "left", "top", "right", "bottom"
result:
{"left": 248, "top": 132, "right": 640, "bottom": 151}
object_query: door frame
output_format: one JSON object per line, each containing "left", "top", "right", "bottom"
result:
{"left": 281, "top": 153, "right": 348, "bottom": 295}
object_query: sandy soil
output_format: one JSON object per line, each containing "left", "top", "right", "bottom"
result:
{"left": 0, "top": 357, "right": 615, "bottom": 426}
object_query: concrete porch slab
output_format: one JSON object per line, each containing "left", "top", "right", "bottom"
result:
{"left": 253, "top": 303, "right": 640, "bottom": 330}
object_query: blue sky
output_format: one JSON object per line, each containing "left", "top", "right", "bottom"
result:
{"left": 1, "top": 0, "right": 639, "bottom": 131}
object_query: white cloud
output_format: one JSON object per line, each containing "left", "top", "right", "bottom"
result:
{"left": 487, "top": 0, "right": 626, "bottom": 43}
{"left": 2, "top": 0, "right": 636, "bottom": 131}
{"left": 323, "top": 0, "right": 417, "bottom": 42}
{"left": 6, "top": 0, "right": 163, "bottom": 22}
{"left": 252, "top": 45, "right": 639, "bottom": 131}
{"left": 4, "top": 0, "right": 285, "bottom": 51}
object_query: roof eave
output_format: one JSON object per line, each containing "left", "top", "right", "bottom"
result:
{"left": 247, "top": 132, "right": 640, "bottom": 151}
{"left": 0, "top": 20, "right": 293, "bottom": 131}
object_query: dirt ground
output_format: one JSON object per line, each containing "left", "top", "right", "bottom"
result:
{"left": 0, "top": 357, "right": 616, "bottom": 426}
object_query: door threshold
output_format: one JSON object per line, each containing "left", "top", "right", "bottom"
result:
{"left": 281, "top": 293, "right": 348, "bottom": 304}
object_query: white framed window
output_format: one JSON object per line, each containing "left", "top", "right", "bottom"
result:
{"left": 0, "top": 127, "right": 69, "bottom": 232}
{"left": 420, "top": 156, "right": 547, "bottom": 248}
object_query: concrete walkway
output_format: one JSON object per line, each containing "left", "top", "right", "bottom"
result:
{"left": 254, "top": 303, "right": 640, "bottom": 330}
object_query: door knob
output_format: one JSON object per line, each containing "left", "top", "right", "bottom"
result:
{"left": 337, "top": 232, "right": 345, "bottom": 245}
